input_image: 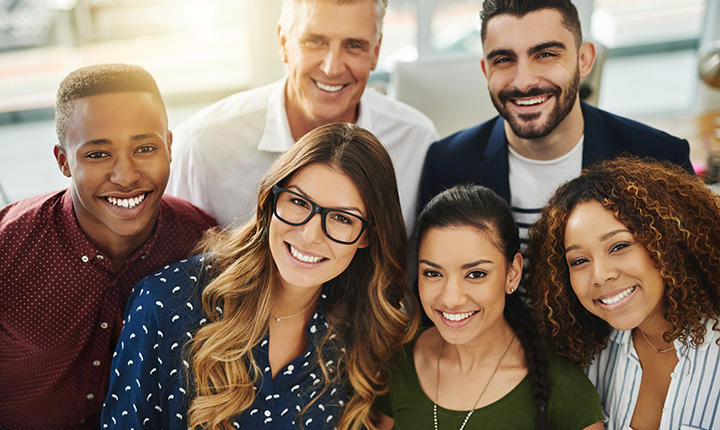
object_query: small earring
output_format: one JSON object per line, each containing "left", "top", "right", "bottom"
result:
{"left": 508, "top": 287, "right": 515, "bottom": 293}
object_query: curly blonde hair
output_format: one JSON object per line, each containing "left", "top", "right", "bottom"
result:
{"left": 186, "top": 123, "right": 419, "bottom": 429}
{"left": 527, "top": 156, "right": 720, "bottom": 367}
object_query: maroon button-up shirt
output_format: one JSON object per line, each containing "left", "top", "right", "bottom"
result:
{"left": 0, "top": 190, "right": 216, "bottom": 429}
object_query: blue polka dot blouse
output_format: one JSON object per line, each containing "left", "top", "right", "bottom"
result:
{"left": 100, "top": 255, "right": 347, "bottom": 429}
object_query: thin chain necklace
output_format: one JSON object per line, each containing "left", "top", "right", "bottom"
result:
{"left": 433, "top": 335, "right": 516, "bottom": 430}
{"left": 270, "top": 297, "right": 317, "bottom": 322}
{"left": 638, "top": 329, "right": 676, "bottom": 354}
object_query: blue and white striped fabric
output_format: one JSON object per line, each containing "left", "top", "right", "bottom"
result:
{"left": 586, "top": 320, "right": 720, "bottom": 429}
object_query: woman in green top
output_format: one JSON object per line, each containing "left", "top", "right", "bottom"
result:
{"left": 374, "top": 185, "right": 604, "bottom": 430}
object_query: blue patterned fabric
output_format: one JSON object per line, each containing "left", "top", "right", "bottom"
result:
{"left": 101, "top": 255, "right": 347, "bottom": 429}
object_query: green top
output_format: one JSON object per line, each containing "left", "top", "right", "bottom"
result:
{"left": 376, "top": 334, "right": 604, "bottom": 429}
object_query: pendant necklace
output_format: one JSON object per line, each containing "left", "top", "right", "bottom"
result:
{"left": 433, "top": 335, "right": 515, "bottom": 430}
{"left": 638, "top": 329, "right": 676, "bottom": 354}
{"left": 270, "top": 297, "right": 317, "bottom": 322}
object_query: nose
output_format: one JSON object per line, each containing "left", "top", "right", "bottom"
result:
{"left": 110, "top": 154, "right": 141, "bottom": 187}
{"left": 591, "top": 257, "right": 618, "bottom": 287}
{"left": 512, "top": 58, "right": 541, "bottom": 92}
{"left": 320, "top": 46, "right": 345, "bottom": 78}
{"left": 298, "top": 213, "right": 325, "bottom": 244}
{"left": 439, "top": 276, "right": 467, "bottom": 309}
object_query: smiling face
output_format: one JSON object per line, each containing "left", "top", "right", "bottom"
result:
{"left": 418, "top": 225, "right": 521, "bottom": 346}
{"left": 481, "top": 9, "right": 594, "bottom": 140}
{"left": 269, "top": 163, "right": 370, "bottom": 293}
{"left": 279, "top": 0, "right": 381, "bottom": 133}
{"left": 54, "top": 92, "right": 172, "bottom": 256}
{"left": 564, "top": 200, "right": 666, "bottom": 332}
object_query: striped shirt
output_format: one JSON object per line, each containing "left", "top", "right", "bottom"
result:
{"left": 586, "top": 320, "right": 720, "bottom": 429}
{"left": 507, "top": 137, "right": 584, "bottom": 247}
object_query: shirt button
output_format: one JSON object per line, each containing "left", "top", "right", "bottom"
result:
{"left": 141, "top": 254, "right": 147, "bottom": 259}
{"left": 671, "top": 372, "right": 676, "bottom": 378}
{"left": 79, "top": 418, "right": 86, "bottom": 424}
{"left": 86, "top": 393, "right": 94, "bottom": 400}
{"left": 100, "top": 322, "right": 109, "bottom": 329}
{"left": 96, "top": 254, "right": 104, "bottom": 260}
{"left": 81, "top": 255, "right": 89, "bottom": 263}
{"left": 93, "top": 360, "right": 101, "bottom": 366}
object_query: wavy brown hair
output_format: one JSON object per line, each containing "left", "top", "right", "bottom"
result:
{"left": 186, "top": 123, "right": 419, "bottom": 430}
{"left": 527, "top": 156, "right": 720, "bottom": 367}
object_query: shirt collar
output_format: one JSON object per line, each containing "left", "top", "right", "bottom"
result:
{"left": 258, "top": 77, "right": 296, "bottom": 153}
{"left": 257, "top": 77, "right": 373, "bottom": 153}
{"left": 60, "top": 189, "right": 165, "bottom": 269}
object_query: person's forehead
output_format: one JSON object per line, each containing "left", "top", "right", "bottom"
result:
{"left": 483, "top": 9, "right": 574, "bottom": 49}
{"left": 290, "top": 0, "right": 378, "bottom": 38}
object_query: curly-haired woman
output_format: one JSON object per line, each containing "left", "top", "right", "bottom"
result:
{"left": 528, "top": 156, "right": 720, "bottom": 429}
{"left": 101, "top": 123, "right": 419, "bottom": 430}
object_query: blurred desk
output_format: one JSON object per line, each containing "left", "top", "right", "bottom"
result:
{"left": 641, "top": 109, "right": 720, "bottom": 175}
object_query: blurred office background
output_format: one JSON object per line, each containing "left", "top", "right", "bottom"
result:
{"left": 1, "top": 0, "right": 720, "bottom": 205}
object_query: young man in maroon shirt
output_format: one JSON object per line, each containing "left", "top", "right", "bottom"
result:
{"left": 0, "top": 64, "right": 217, "bottom": 429}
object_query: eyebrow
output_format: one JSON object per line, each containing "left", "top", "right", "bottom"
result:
{"left": 564, "top": 229, "right": 630, "bottom": 253}
{"left": 485, "top": 41, "right": 566, "bottom": 62}
{"left": 80, "top": 133, "right": 162, "bottom": 147}
{"left": 287, "top": 185, "right": 365, "bottom": 215}
{"left": 418, "top": 259, "right": 493, "bottom": 270}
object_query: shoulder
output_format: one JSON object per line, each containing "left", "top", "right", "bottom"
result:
{"left": 0, "top": 190, "right": 65, "bottom": 238}
{"left": 585, "top": 104, "right": 688, "bottom": 150}
{"left": 159, "top": 195, "right": 218, "bottom": 228}
{"left": 172, "top": 82, "right": 278, "bottom": 143}
{"left": 363, "top": 89, "right": 437, "bottom": 135}
{"left": 128, "top": 255, "right": 209, "bottom": 320}
{"left": 429, "top": 118, "right": 499, "bottom": 157}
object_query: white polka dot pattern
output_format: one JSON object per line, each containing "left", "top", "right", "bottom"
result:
{"left": 0, "top": 190, "right": 216, "bottom": 429}
{"left": 100, "top": 255, "right": 346, "bottom": 429}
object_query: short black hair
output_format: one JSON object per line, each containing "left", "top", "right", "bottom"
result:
{"left": 480, "top": 0, "right": 582, "bottom": 49}
{"left": 55, "top": 63, "right": 167, "bottom": 146}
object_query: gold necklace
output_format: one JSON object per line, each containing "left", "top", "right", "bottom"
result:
{"left": 270, "top": 297, "right": 317, "bottom": 322}
{"left": 433, "top": 335, "right": 515, "bottom": 430}
{"left": 638, "top": 329, "right": 676, "bottom": 354}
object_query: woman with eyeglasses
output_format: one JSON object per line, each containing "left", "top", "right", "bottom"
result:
{"left": 101, "top": 123, "right": 419, "bottom": 430}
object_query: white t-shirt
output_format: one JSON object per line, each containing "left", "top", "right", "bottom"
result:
{"left": 508, "top": 136, "right": 584, "bottom": 244}
{"left": 167, "top": 78, "right": 439, "bottom": 231}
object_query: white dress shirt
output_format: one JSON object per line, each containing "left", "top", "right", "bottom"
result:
{"left": 586, "top": 320, "right": 720, "bottom": 429}
{"left": 167, "top": 78, "right": 438, "bottom": 230}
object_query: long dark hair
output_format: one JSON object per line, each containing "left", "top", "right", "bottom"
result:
{"left": 416, "top": 184, "right": 550, "bottom": 430}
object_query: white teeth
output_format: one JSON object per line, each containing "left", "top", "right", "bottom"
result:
{"left": 316, "top": 81, "right": 344, "bottom": 92}
{"left": 515, "top": 96, "right": 547, "bottom": 106}
{"left": 290, "top": 245, "right": 325, "bottom": 264}
{"left": 441, "top": 311, "right": 476, "bottom": 322}
{"left": 106, "top": 193, "right": 146, "bottom": 209}
{"left": 598, "top": 286, "right": 636, "bottom": 305}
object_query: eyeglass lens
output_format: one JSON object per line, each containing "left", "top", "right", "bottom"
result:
{"left": 275, "top": 190, "right": 365, "bottom": 243}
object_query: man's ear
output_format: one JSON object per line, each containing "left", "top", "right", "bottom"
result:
{"left": 278, "top": 24, "right": 289, "bottom": 63}
{"left": 578, "top": 41, "right": 597, "bottom": 80}
{"left": 166, "top": 130, "right": 173, "bottom": 163}
{"left": 53, "top": 143, "right": 71, "bottom": 178}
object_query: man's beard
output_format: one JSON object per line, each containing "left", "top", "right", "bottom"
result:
{"left": 490, "top": 68, "right": 580, "bottom": 139}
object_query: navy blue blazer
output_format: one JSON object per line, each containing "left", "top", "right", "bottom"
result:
{"left": 419, "top": 102, "right": 694, "bottom": 211}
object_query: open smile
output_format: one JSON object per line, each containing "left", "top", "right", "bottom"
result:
{"left": 313, "top": 79, "right": 347, "bottom": 93}
{"left": 436, "top": 309, "right": 478, "bottom": 327}
{"left": 595, "top": 285, "right": 638, "bottom": 308}
{"left": 511, "top": 95, "right": 551, "bottom": 107}
{"left": 103, "top": 192, "right": 148, "bottom": 209}
{"left": 287, "top": 243, "right": 328, "bottom": 264}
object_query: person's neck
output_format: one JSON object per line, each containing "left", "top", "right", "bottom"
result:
{"left": 634, "top": 311, "right": 675, "bottom": 348}
{"left": 506, "top": 100, "right": 584, "bottom": 161}
{"left": 285, "top": 91, "right": 359, "bottom": 141}
{"left": 444, "top": 323, "right": 516, "bottom": 374}
{"left": 274, "top": 283, "right": 322, "bottom": 319}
